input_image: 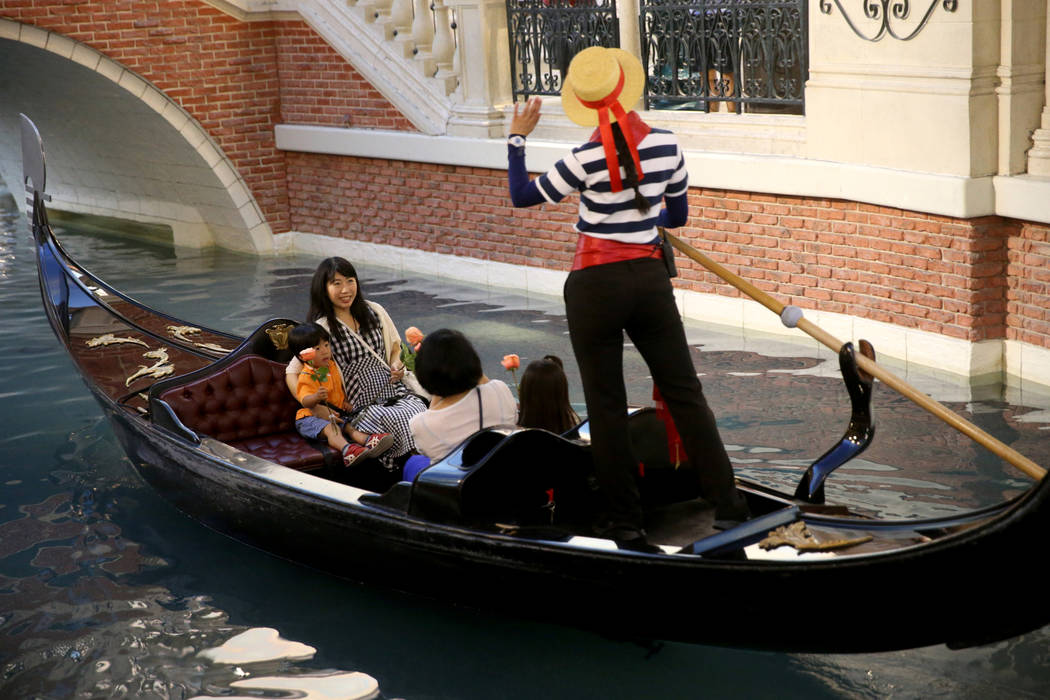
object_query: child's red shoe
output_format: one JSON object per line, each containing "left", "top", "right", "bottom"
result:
{"left": 362, "top": 433, "right": 394, "bottom": 457}
{"left": 342, "top": 443, "right": 368, "bottom": 467}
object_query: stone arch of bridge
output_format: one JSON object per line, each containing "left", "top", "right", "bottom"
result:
{"left": 0, "top": 19, "right": 273, "bottom": 252}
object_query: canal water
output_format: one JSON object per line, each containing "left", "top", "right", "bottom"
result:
{"left": 2, "top": 181, "right": 1049, "bottom": 698}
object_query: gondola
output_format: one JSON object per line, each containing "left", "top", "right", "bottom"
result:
{"left": 22, "top": 114, "right": 1050, "bottom": 652}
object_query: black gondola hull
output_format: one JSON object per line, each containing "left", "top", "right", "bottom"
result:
{"left": 98, "top": 396, "right": 1050, "bottom": 653}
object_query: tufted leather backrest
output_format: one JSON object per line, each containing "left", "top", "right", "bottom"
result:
{"left": 159, "top": 355, "right": 297, "bottom": 443}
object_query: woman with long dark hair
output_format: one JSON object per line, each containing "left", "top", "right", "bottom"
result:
{"left": 286, "top": 257, "right": 426, "bottom": 475}
{"left": 517, "top": 355, "right": 579, "bottom": 435}
{"left": 506, "top": 47, "right": 749, "bottom": 548}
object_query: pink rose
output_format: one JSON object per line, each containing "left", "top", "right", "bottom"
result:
{"left": 405, "top": 326, "right": 424, "bottom": 347}
{"left": 501, "top": 354, "right": 520, "bottom": 370}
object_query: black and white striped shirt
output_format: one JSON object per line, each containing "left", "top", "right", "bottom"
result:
{"left": 535, "top": 127, "right": 688, "bottom": 244}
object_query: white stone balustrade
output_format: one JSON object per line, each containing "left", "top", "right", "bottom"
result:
{"left": 412, "top": 0, "right": 435, "bottom": 53}
{"left": 431, "top": 1, "right": 455, "bottom": 66}
{"left": 388, "top": 0, "right": 414, "bottom": 47}
{"left": 431, "top": 0, "right": 458, "bottom": 92}
{"left": 366, "top": 0, "right": 395, "bottom": 24}
{"left": 443, "top": 0, "right": 510, "bottom": 137}
{"left": 1026, "top": 3, "right": 1050, "bottom": 177}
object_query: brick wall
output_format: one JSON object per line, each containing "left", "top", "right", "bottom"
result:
{"left": 680, "top": 193, "right": 1010, "bottom": 342}
{"left": 1008, "top": 222, "right": 1050, "bottom": 347}
{"left": 1, "top": 1, "right": 415, "bottom": 233}
{"left": 275, "top": 22, "right": 415, "bottom": 131}
{"left": 286, "top": 153, "right": 1050, "bottom": 350}
{"left": 287, "top": 152, "right": 579, "bottom": 267}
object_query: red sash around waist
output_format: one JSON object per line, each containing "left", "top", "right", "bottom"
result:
{"left": 571, "top": 234, "right": 663, "bottom": 271}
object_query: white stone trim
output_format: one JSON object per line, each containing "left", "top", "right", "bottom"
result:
{"left": 0, "top": 18, "right": 274, "bottom": 252}
{"left": 1005, "top": 340, "right": 1050, "bottom": 390}
{"left": 994, "top": 175, "right": 1050, "bottom": 224}
{"left": 807, "top": 64, "right": 995, "bottom": 96}
{"left": 274, "top": 231, "right": 1050, "bottom": 390}
{"left": 278, "top": 231, "right": 569, "bottom": 298}
{"left": 18, "top": 23, "right": 48, "bottom": 49}
{"left": 275, "top": 124, "right": 511, "bottom": 168}
{"left": 43, "top": 31, "right": 77, "bottom": 59}
{"left": 0, "top": 18, "right": 19, "bottom": 41}
{"left": 275, "top": 123, "right": 1050, "bottom": 222}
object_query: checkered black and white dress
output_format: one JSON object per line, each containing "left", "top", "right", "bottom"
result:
{"left": 320, "top": 311, "right": 426, "bottom": 469}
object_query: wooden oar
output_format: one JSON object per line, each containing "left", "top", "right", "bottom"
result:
{"left": 663, "top": 230, "right": 1047, "bottom": 481}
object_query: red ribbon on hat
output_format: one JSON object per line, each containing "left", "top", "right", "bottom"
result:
{"left": 577, "top": 66, "right": 644, "bottom": 193}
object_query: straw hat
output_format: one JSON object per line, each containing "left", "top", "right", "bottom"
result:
{"left": 561, "top": 47, "right": 645, "bottom": 127}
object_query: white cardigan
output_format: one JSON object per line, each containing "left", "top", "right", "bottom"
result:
{"left": 364, "top": 299, "right": 404, "bottom": 369}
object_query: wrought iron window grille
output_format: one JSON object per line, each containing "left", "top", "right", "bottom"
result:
{"left": 506, "top": 0, "right": 620, "bottom": 99}
{"left": 506, "top": 0, "right": 807, "bottom": 115}
{"left": 640, "top": 0, "right": 808, "bottom": 115}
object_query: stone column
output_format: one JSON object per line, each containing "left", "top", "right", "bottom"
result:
{"left": 1026, "top": 2, "right": 1050, "bottom": 176}
{"left": 445, "top": 0, "right": 512, "bottom": 138}
{"left": 617, "top": 0, "right": 641, "bottom": 58}
{"left": 998, "top": 0, "right": 1048, "bottom": 175}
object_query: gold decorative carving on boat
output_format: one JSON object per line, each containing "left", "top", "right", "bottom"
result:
{"left": 167, "top": 325, "right": 201, "bottom": 342}
{"left": 167, "top": 325, "right": 230, "bottom": 354}
{"left": 86, "top": 333, "right": 148, "bottom": 349}
{"left": 266, "top": 324, "right": 293, "bottom": 351}
{"left": 125, "top": 348, "right": 175, "bottom": 386}
{"left": 759, "top": 521, "right": 873, "bottom": 552}
{"left": 195, "top": 341, "right": 231, "bottom": 353}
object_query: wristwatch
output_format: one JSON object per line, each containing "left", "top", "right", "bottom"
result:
{"left": 508, "top": 134, "right": 526, "bottom": 148}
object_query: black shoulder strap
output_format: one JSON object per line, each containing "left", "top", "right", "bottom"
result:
{"left": 476, "top": 386, "right": 483, "bottom": 430}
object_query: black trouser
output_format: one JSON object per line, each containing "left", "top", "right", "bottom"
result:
{"left": 564, "top": 257, "right": 746, "bottom": 530}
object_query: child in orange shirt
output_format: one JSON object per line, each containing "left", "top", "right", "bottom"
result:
{"left": 289, "top": 323, "right": 393, "bottom": 467}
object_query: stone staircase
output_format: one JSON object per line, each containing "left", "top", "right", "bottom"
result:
{"left": 296, "top": 0, "right": 463, "bottom": 135}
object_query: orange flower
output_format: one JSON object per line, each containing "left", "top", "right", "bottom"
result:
{"left": 401, "top": 327, "right": 424, "bottom": 371}
{"left": 501, "top": 353, "right": 520, "bottom": 395}
{"left": 405, "top": 326, "right": 424, "bottom": 347}
{"left": 299, "top": 347, "right": 316, "bottom": 361}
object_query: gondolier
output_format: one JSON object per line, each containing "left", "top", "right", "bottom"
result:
{"left": 507, "top": 47, "right": 750, "bottom": 547}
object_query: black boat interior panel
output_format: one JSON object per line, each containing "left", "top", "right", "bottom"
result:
{"left": 410, "top": 428, "right": 595, "bottom": 526}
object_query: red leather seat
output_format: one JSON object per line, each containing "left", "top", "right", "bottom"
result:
{"left": 159, "top": 355, "right": 327, "bottom": 471}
